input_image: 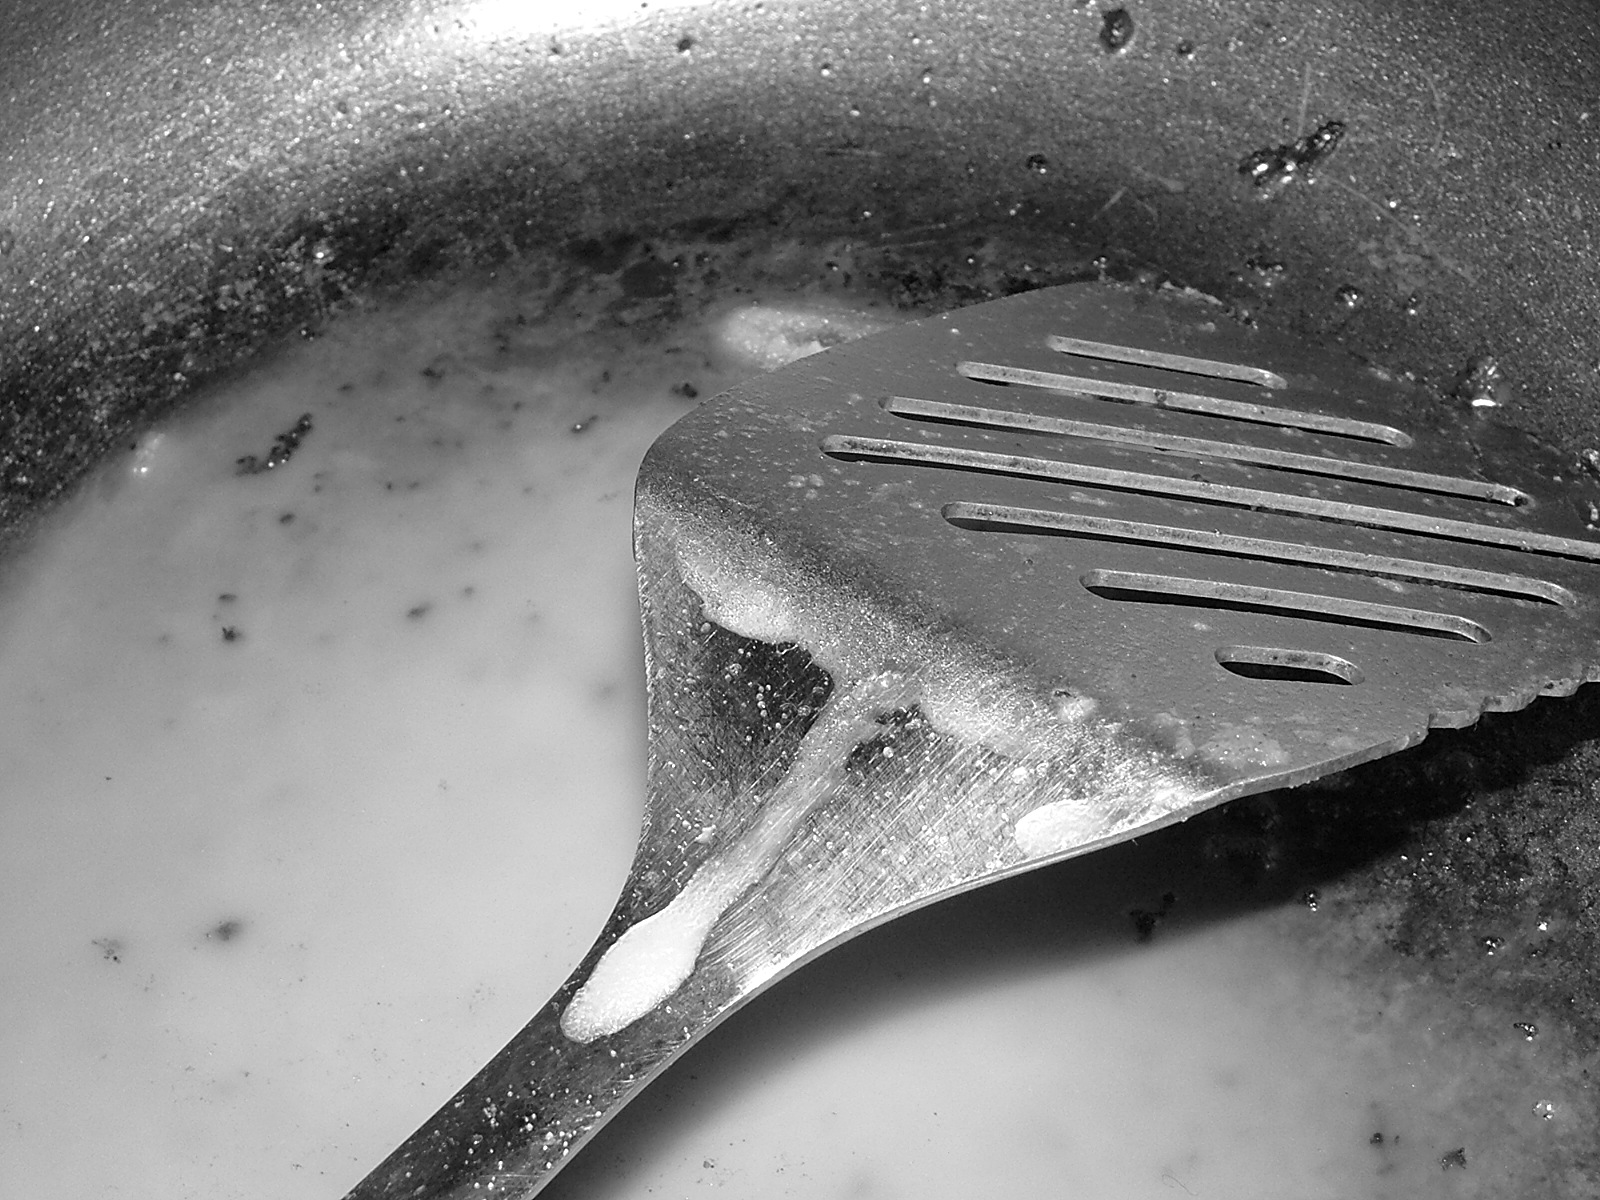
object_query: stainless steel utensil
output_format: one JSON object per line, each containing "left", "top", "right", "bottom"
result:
{"left": 346, "top": 280, "right": 1600, "bottom": 1199}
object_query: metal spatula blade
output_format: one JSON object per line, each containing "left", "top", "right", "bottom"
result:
{"left": 659, "top": 281, "right": 1600, "bottom": 785}
{"left": 346, "top": 282, "right": 1600, "bottom": 1199}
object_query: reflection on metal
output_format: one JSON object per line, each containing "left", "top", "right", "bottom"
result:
{"left": 1044, "top": 333, "right": 1288, "bottom": 389}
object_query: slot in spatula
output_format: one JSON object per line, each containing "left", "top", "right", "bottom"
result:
{"left": 347, "top": 281, "right": 1600, "bottom": 1199}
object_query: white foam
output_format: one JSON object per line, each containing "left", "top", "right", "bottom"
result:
{"left": 714, "top": 303, "right": 892, "bottom": 371}
{"left": 562, "top": 672, "right": 911, "bottom": 1040}
{"left": 559, "top": 901, "right": 711, "bottom": 1043}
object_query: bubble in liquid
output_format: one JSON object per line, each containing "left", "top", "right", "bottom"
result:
{"left": 1336, "top": 284, "right": 1363, "bottom": 309}
{"left": 1534, "top": 1100, "right": 1556, "bottom": 1120}
{"left": 676, "top": 35, "right": 695, "bottom": 54}
{"left": 0, "top": 227, "right": 14, "bottom": 255}
{"left": 1026, "top": 153, "right": 1050, "bottom": 175}
{"left": 1481, "top": 934, "right": 1505, "bottom": 954}
{"left": 1100, "top": 8, "right": 1135, "bottom": 52}
{"left": 819, "top": 62, "right": 832, "bottom": 77}
{"left": 1175, "top": 38, "right": 1195, "bottom": 57}
{"left": 1514, "top": 1021, "right": 1538, "bottom": 1040}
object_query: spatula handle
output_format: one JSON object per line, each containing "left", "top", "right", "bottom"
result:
{"left": 342, "top": 967, "right": 709, "bottom": 1200}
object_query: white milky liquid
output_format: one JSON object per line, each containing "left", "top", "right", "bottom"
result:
{"left": 0, "top": 273, "right": 1586, "bottom": 1199}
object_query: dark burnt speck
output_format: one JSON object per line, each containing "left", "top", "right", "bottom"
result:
{"left": 236, "top": 413, "right": 313, "bottom": 475}
{"left": 208, "top": 919, "right": 245, "bottom": 942}
{"left": 1130, "top": 890, "right": 1177, "bottom": 941}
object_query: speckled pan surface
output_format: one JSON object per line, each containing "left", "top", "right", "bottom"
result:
{"left": 2, "top": 0, "right": 1598, "bottom": 543}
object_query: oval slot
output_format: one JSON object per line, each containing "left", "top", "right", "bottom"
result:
{"left": 885, "top": 395, "right": 1528, "bottom": 506}
{"left": 939, "top": 503, "right": 1573, "bottom": 606}
{"left": 820, "top": 435, "right": 1600, "bottom": 563}
{"left": 1046, "top": 334, "right": 1289, "bottom": 390}
{"left": 1080, "top": 568, "right": 1490, "bottom": 643}
{"left": 958, "top": 359, "right": 1413, "bottom": 447}
{"left": 1215, "top": 646, "right": 1365, "bottom": 686}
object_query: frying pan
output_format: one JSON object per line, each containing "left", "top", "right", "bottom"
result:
{"left": 3, "top": 0, "right": 1598, "bottom": 1186}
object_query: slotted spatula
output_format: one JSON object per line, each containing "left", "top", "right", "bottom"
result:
{"left": 346, "top": 282, "right": 1600, "bottom": 1199}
